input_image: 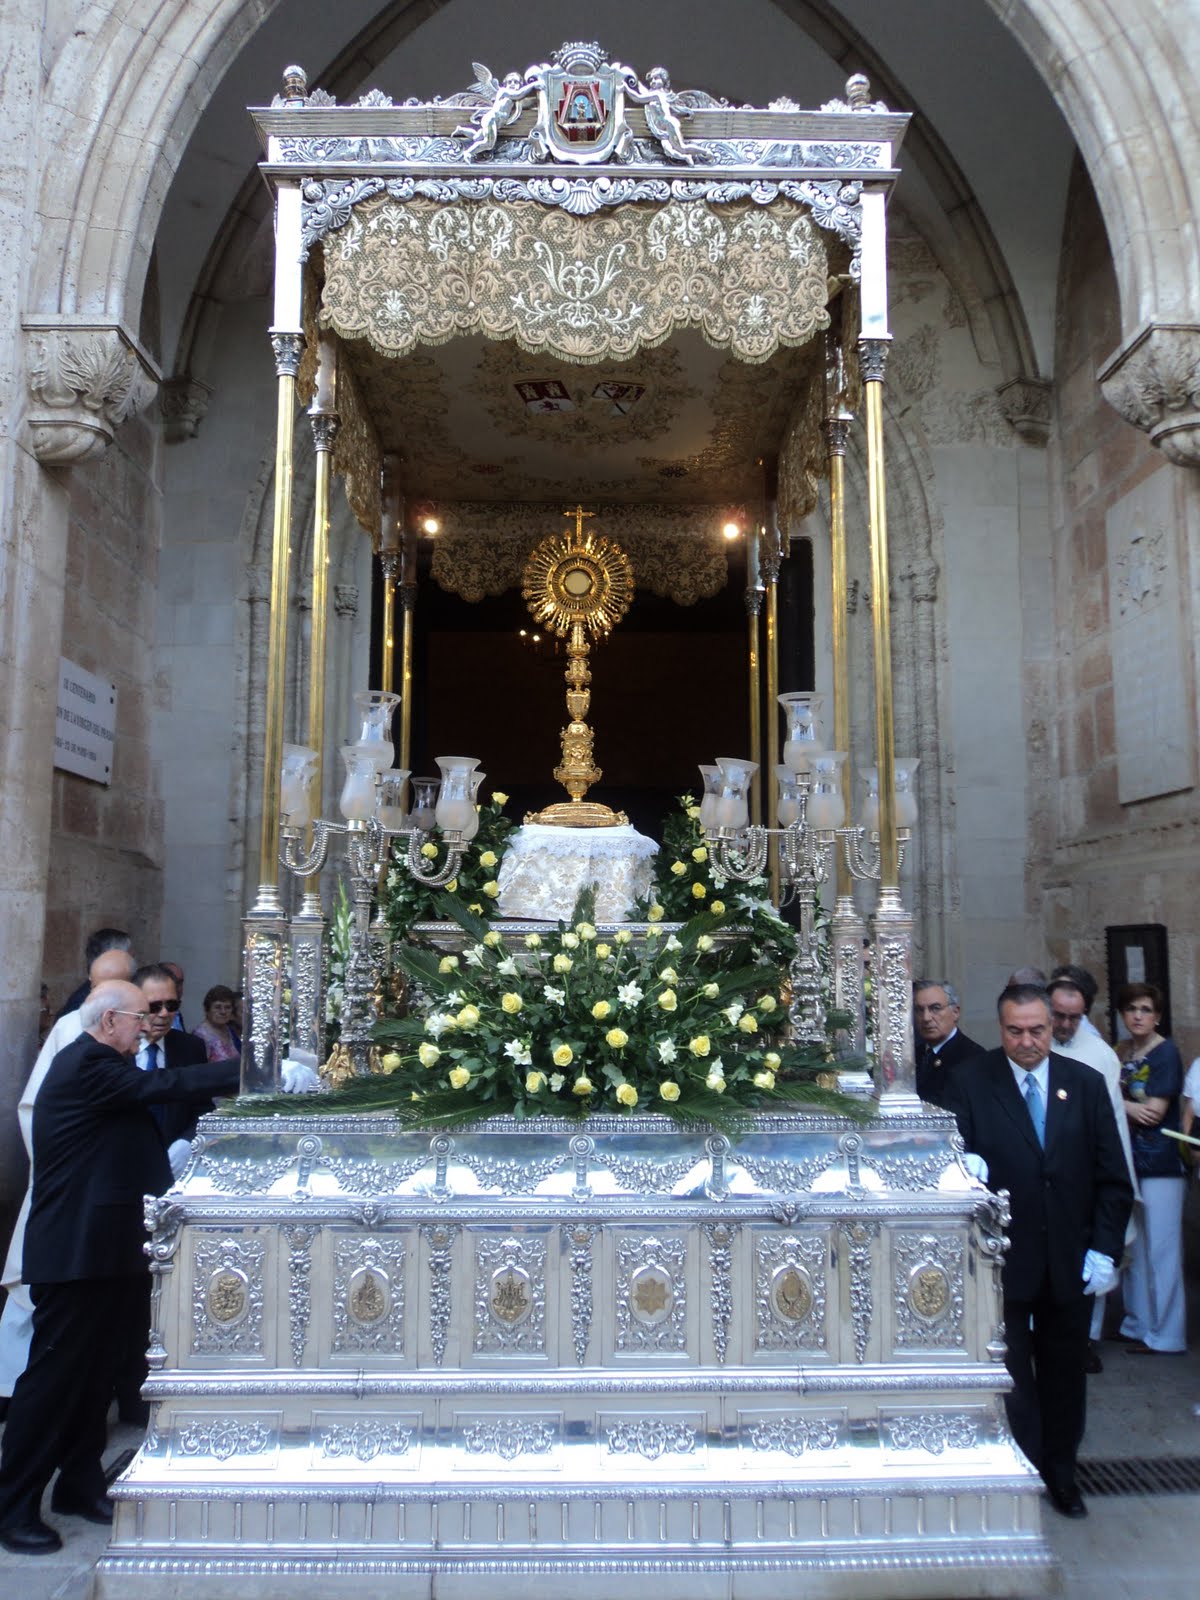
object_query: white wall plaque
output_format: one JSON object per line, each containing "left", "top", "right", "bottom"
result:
{"left": 54, "top": 657, "right": 116, "bottom": 784}
{"left": 1106, "top": 474, "right": 1195, "bottom": 804}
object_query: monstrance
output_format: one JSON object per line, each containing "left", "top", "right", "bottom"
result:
{"left": 522, "top": 507, "right": 634, "bottom": 827}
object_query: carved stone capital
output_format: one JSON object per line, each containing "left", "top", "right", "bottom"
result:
{"left": 996, "top": 376, "right": 1052, "bottom": 446}
{"left": 160, "top": 375, "right": 213, "bottom": 443}
{"left": 1099, "top": 321, "right": 1200, "bottom": 467}
{"left": 333, "top": 583, "right": 360, "bottom": 618}
{"left": 23, "top": 319, "right": 160, "bottom": 464}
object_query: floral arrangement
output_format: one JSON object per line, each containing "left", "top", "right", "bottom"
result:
{"left": 380, "top": 793, "right": 516, "bottom": 938}
{"left": 287, "top": 889, "right": 860, "bottom": 1132}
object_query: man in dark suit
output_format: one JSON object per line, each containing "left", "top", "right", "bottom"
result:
{"left": 913, "top": 979, "right": 981, "bottom": 1104}
{"left": 942, "top": 983, "right": 1132, "bottom": 1519}
{"left": 0, "top": 979, "right": 238, "bottom": 1555}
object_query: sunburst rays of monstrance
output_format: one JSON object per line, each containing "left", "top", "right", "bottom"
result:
{"left": 522, "top": 507, "right": 634, "bottom": 827}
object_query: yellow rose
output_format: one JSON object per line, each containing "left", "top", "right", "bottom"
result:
{"left": 614, "top": 929, "right": 633, "bottom": 945}
{"left": 445, "top": 878, "right": 458, "bottom": 893}
{"left": 702, "top": 982, "right": 719, "bottom": 999}
{"left": 457, "top": 1004, "right": 480, "bottom": 1029}
{"left": 757, "top": 993, "right": 778, "bottom": 1013}
{"left": 525, "top": 1070, "right": 546, "bottom": 1094}
{"left": 381, "top": 1050, "right": 402, "bottom": 1073}
{"left": 483, "top": 880, "right": 501, "bottom": 899}
{"left": 553, "top": 953, "right": 573, "bottom": 973}
{"left": 491, "top": 791, "right": 509, "bottom": 806}
{"left": 417, "top": 1042, "right": 440, "bottom": 1068}
{"left": 710, "top": 899, "right": 725, "bottom": 916}
{"left": 449, "top": 1066, "right": 472, "bottom": 1090}
{"left": 501, "top": 992, "right": 523, "bottom": 1015}
{"left": 561, "top": 931, "right": 580, "bottom": 950}
{"left": 657, "top": 989, "right": 678, "bottom": 1013}
{"left": 753, "top": 1069, "right": 777, "bottom": 1090}
{"left": 659, "top": 1080, "right": 681, "bottom": 1102}
{"left": 483, "top": 930, "right": 502, "bottom": 947}
{"left": 615, "top": 1082, "right": 638, "bottom": 1108}
{"left": 647, "top": 903, "right": 665, "bottom": 921}
{"left": 605, "top": 1027, "right": 629, "bottom": 1049}
{"left": 592, "top": 1000, "right": 612, "bottom": 1020}
{"left": 765, "top": 1051, "right": 782, "bottom": 1069}
{"left": 438, "top": 955, "right": 459, "bottom": 974}
{"left": 738, "top": 1013, "right": 759, "bottom": 1034}
{"left": 572, "top": 1074, "right": 593, "bottom": 1096}
{"left": 553, "top": 1043, "right": 574, "bottom": 1068}
{"left": 421, "top": 841, "right": 439, "bottom": 859}
{"left": 689, "top": 1035, "right": 711, "bottom": 1057}
{"left": 469, "top": 903, "right": 484, "bottom": 914}
{"left": 525, "top": 933, "right": 542, "bottom": 948}
{"left": 595, "top": 943, "right": 612, "bottom": 960}
{"left": 671, "top": 860, "right": 687, "bottom": 877}
{"left": 697, "top": 935, "right": 714, "bottom": 952}
{"left": 691, "top": 882, "right": 707, "bottom": 900}
{"left": 660, "top": 966, "right": 678, "bottom": 983}
{"left": 576, "top": 923, "right": 597, "bottom": 941}
{"left": 706, "top": 1069, "right": 727, "bottom": 1094}
{"left": 479, "top": 850, "right": 498, "bottom": 869}
{"left": 692, "top": 846, "right": 708, "bottom": 863}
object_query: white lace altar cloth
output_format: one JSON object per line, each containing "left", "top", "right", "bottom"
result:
{"left": 497, "top": 824, "right": 658, "bottom": 923}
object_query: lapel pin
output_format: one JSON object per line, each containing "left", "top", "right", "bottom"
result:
{"left": 1056, "top": 1088, "right": 1068, "bottom": 1100}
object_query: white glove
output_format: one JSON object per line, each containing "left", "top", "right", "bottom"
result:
{"left": 281, "top": 1058, "right": 322, "bottom": 1094}
{"left": 167, "top": 1138, "right": 193, "bottom": 1180}
{"left": 1081, "top": 1249, "right": 1118, "bottom": 1296}
{"left": 961, "top": 1152, "right": 989, "bottom": 1184}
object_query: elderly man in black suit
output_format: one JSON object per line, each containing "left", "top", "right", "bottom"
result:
{"left": 913, "top": 978, "right": 981, "bottom": 1105}
{"left": 0, "top": 979, "right": 239, "bottom": 1555}
{"left": 942, "top": 983, "right": 1132, "bottom": 1520}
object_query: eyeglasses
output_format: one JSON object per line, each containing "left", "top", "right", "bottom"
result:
{"left": 110, "top": 1010, "right": 149, "bottom": 1023}
{"left": 146, "top": 998, "right": 181, "bottom": 1015}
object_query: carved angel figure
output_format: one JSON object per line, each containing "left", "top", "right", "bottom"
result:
{"left": 455, "top": 65, "right": 532, "bottom": 159}
{"left": 623, "top": 66, "right": 704, "bottom": 166}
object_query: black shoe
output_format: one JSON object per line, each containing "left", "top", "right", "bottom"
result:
{"left": 1085, "top": 1340, "right": 1103, "bottom": 1374}
{"left": 49, "top": 1488, "right": 114, "bottom": 1525}
{"left": 0, "top": 1518, "right": 63, "bottom": 1554}
{"left": 1045, "top": 1484, "right": 1088, "bottom": 1518}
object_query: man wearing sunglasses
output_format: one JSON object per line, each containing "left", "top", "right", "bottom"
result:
{"left": 132, "top": 963, "right": 209, "bottom": 1175}
{"left": 0, "top": 980, "right": 239, "bottom": 1555}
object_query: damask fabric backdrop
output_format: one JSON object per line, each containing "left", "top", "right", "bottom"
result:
{"left": 430, "top": 505, "right": 730, "bottom": 605}
{"left": 319, "top": 196, "right": 832, "bottom": 365}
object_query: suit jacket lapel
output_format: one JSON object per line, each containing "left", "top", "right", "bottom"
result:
{"left": 989, "top": 1055, "right": 1043, "bottom": 1156}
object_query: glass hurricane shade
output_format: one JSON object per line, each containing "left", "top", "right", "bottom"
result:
{"left": 280, "top": 743, "right": 318, "bottom": 826}
{"left": 859, "top": 759, "right": 919, "bottom": 832}
{"left": 697, "top": 764, "right": 722, "bottom": 830}
{"left": 376, "top": 768, "right": 411, "bottom": 830}
{"left": 339, "top": 744, "right": 380, "bottom": 821}
{"left": 778, "top": 691, "right": 825, "bottom": 773}
{"left": 714, "top": 756, "right": 758, "bottom": 831}
{"left": 808, "top": 752, "right": 848, "bottom": 830}
{"left": 434, "top": 756, "right": 480, "bottom": 834}
{"left": 353, "top": 689, "right": 401, "bottom": 772}
{"left": 409, "top": 777, "right": 440, "bottom": 831}
{"left": 774, "top": 764, "right": 802, "bottom": 828}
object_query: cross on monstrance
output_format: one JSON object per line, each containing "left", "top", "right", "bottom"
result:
{"left": 520, "top": 507, "right": 635, "bottom": 827}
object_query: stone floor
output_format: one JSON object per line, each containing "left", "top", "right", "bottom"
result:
{"left": 4, "top": 1185, "right": 1199, "bottom": 1600}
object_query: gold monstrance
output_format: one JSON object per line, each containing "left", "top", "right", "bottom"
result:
{"left": 522, "top": 507, "right": 634, "bottom": 827}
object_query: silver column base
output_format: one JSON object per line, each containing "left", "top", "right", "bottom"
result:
{"left": 96, "top": 1111, "right": 1054, "bottom": 1600}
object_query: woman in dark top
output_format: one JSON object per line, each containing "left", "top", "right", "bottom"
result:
{"left": 1116, "top": 982, "right": 1186, "bottom": 1352}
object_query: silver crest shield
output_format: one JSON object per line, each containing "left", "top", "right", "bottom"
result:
{"left": 532, "top": 66, "right": 630, "bottom": 164}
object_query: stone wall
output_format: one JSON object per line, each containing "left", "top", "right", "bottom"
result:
{"left": 41, "top": 407, "right": 165, "bottom": 1005}
{"left": 1040, "top": 159, "right": 1200, "bottom": 1053}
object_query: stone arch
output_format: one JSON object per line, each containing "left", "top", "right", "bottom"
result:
{"left": 30, "top": 0, "right": 1196, "bottom": 368}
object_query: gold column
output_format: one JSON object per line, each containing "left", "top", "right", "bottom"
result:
{"left": 379, "top": 456, "right": 404, "bottom": 695}
{"left": 398, "top": 527, "right": 418, "bottom": 773}
{"left": 253, "top": 333, "right": 304, "bottom": 913}
{"left": 860, "top": 338, "right": 898, "bottom": 893}
{"left": 745, "top": 526, "right": 764, "bottom": 825}
{"left": 825, "top": 334, "right": 855, "bottom": 902}
{"left": 761, "top": 467, "right": 783, "bottom": 904}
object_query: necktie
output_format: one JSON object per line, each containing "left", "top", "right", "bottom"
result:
{"left": 144, "top": 1041, "right": 165, "bottom": 1130}
{"left": 1023, "top": 1073, "right": 1045, "bottom": 1146}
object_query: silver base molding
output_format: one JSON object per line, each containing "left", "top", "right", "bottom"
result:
{"left": 95, "top": 1111, "right": 1055, "bottom": 1599}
